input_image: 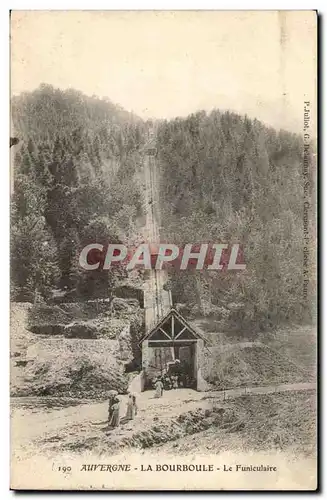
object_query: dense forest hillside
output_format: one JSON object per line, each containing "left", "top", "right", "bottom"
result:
{"left": 156, "top": 111, "right": 315, "bottom": 332}
{"left": 11, "top": 85, "right": 315, "bottom": 334}
{"left": 11, "top": 84, "right": 146, "bottom": 302}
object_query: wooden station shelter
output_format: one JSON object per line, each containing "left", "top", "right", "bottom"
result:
{"left": 139, "top": 308, "right": 208, "bottom": 391}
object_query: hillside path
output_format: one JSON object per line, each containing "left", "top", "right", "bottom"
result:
{"left": 11, "top": 381, "right": 316, "bottom": 459}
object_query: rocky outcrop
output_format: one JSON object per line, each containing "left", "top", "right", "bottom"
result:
{"left": 10, "top": 299, "right": 144, "bottom": 398}
{"left": 14, "top": 338, "right": 128, "bottom": 397}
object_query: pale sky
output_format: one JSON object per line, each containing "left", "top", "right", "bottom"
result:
{"left": 11, "top": 11, "right": 316, "bottom": 132}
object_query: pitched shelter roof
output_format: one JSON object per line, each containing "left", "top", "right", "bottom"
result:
{"left": 139, "top": 308, "right": 207, "bottom": 345}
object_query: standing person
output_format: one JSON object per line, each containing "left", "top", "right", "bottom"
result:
{"left": 154, "top": 378, "right": 164, "bottom": 398}
{"left": 109, "top": 397, "right": 120, "bottom": 428}
{"left": 132, "top": 394, "right": 138, "bottom": 416}
{"left": 108, "top": 390, "right": 118, "bottom": 423}
{"left": 125, "top": 393, "right": 137, "bottom": 420}
{"left": 163, "top": 374, "right": 171, "bottom": 391}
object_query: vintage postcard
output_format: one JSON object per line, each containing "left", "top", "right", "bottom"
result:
{"left": 10, "top": 10, "right": 317, "bottom": 490}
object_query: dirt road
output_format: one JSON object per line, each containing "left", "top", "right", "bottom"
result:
{"left": 11, "top": 381, "right": 316, "bottom": 460}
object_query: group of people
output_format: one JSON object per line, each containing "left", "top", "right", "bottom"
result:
{"left": 153, "top": 373, "right": 183, "bottom": 397}
{"left": 107, "top": 390, "right": 138, "bottom": 428}
{"left": 107, "top": 369, "right": 190, "bottom": 426}
{"left": 163, "top": 374, "right": 181, "bottom": 389}
{"left": 153, "top": 371, "right": 191, "bottom": 396}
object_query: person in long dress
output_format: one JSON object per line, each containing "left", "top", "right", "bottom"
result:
{"left": 125, "top": 393, "right": 138, "bottom": 420}
{"left": 172, "top": 375, "right": 179, "bottom": 389}
{"left": 109, "top": 397, "right": 120, "bottom": 427}
{"left": 132, "top": 395, "right": 138, "bottom": 415}
{"left": 154, "top": 378, "right": 164, "bottom": 398}
{"left": 108, "top": 390, "right": 118, "bottom": 422}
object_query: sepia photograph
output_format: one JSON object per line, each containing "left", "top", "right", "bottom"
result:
{"left": 9, "top": 10, "right": 317, "bottom": 490}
